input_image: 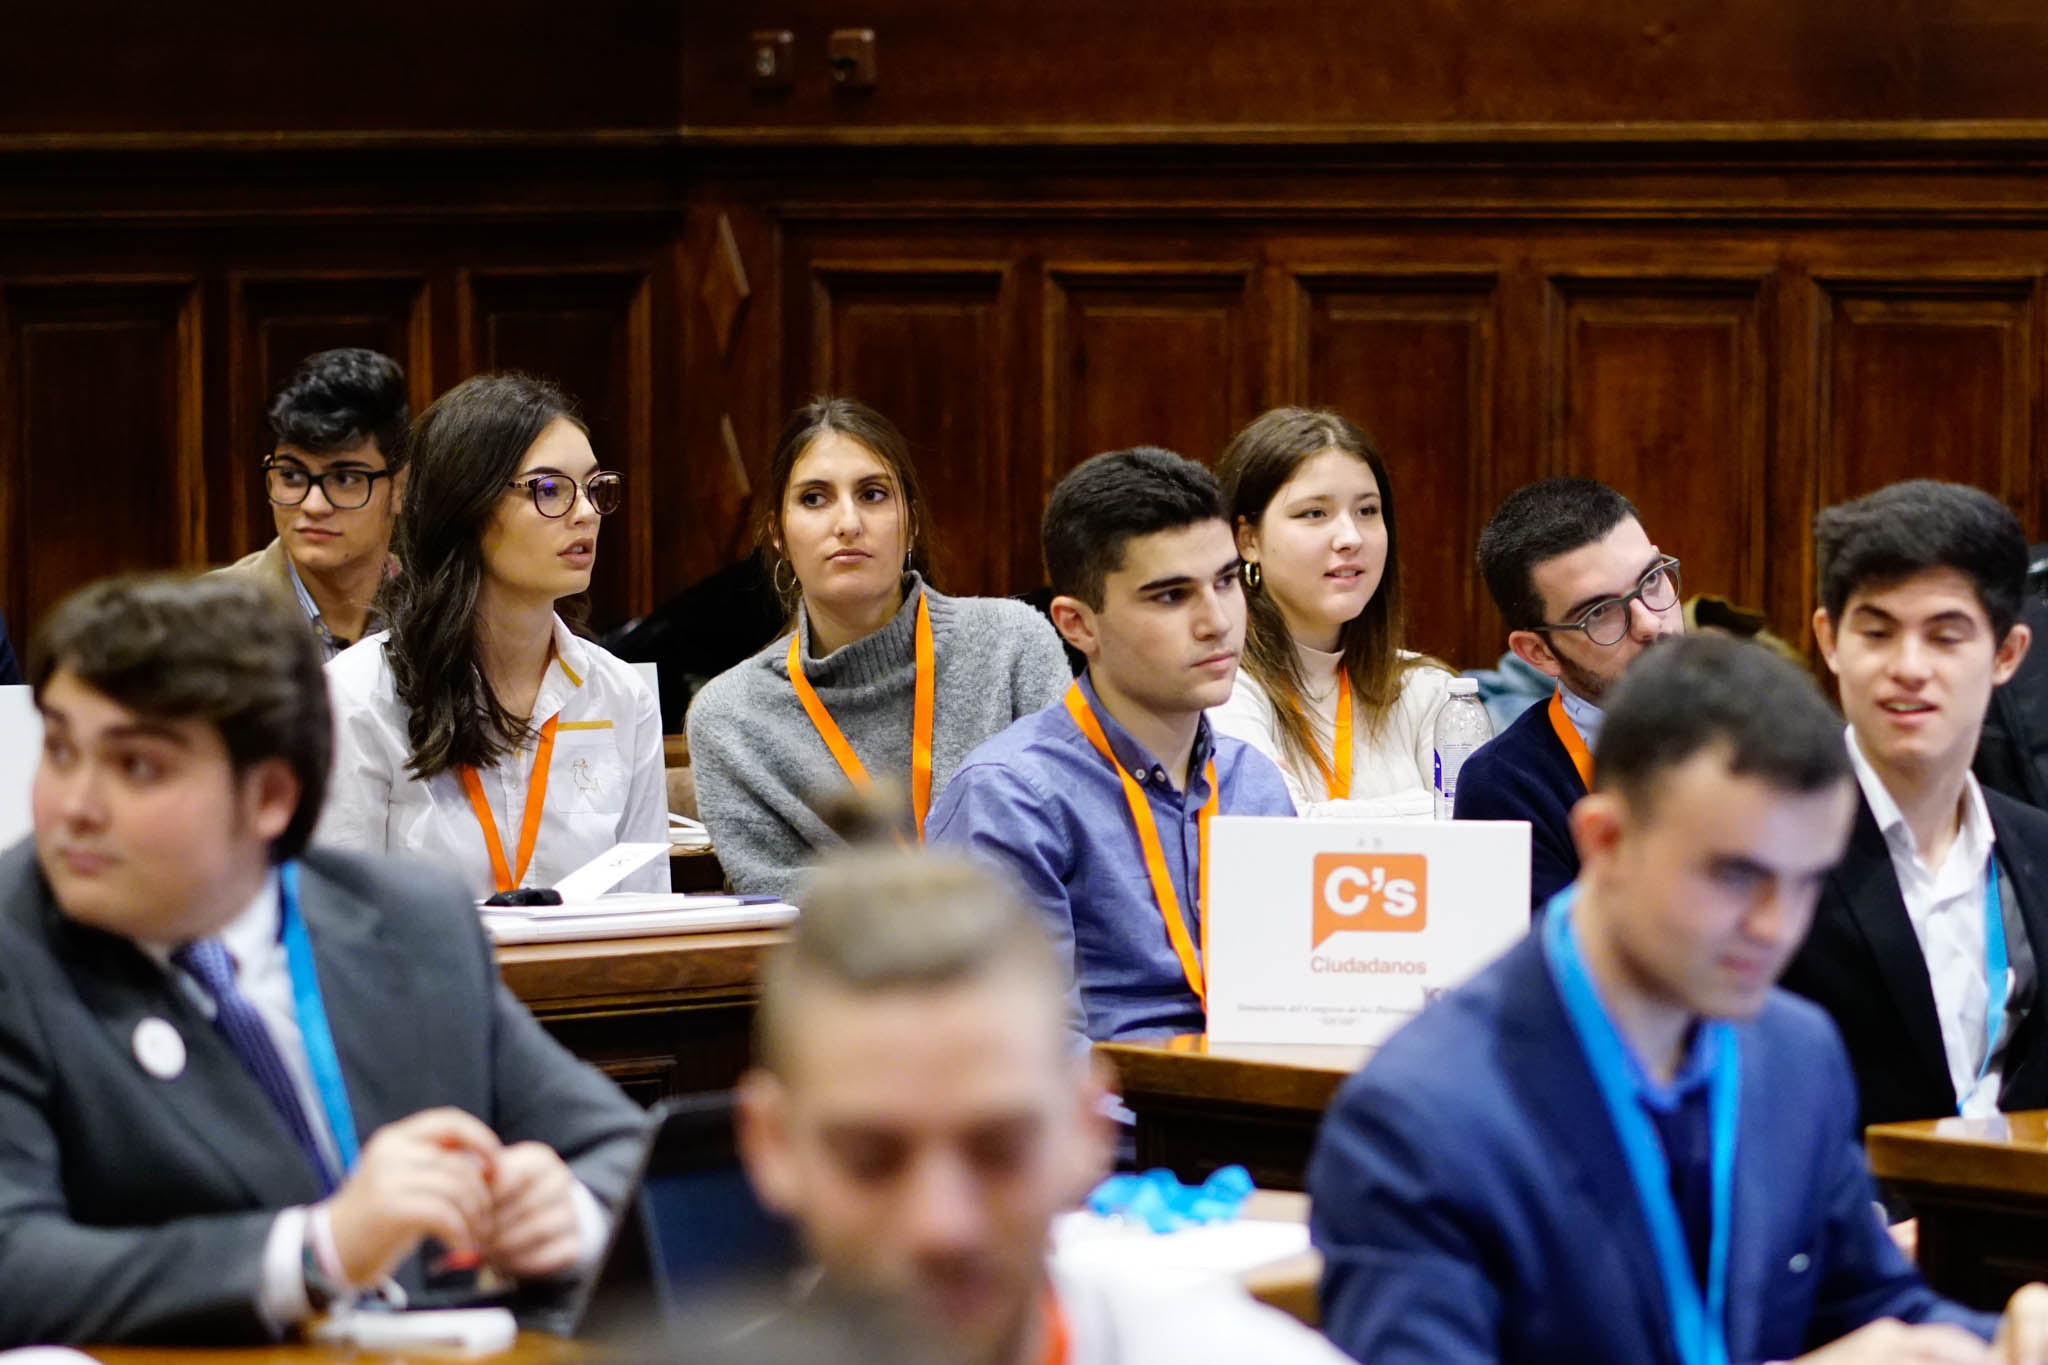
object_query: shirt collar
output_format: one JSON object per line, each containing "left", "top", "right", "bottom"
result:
{"left": 136, "top": 869, "right": 281, "bottom": 969}
{"left": 1557, "top": 685, "right": 1605, "bottom": 750}
{"left": 1076, "top": 669, "right": 1215, "bottom": 796}
{"left": 1544, "top": 885, "right": 1718, "bottom": 1112}
{"left": 531, "top": 614, "right": 591, "bottom": 722}
{"left": 283, "top": 554, "right": 325, "bottom": 628}
{"left": 1844, "top": 725, "right": 1996, "bottom": 874}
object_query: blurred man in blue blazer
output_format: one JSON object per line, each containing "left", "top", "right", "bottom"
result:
{"left": 1310, "top": 634, "right": 2048, "bottom": 1364}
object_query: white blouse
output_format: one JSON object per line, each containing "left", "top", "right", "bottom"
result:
{"left": 317, "top": 615, "right": 669, "bottom": 898}
{"left": 1209, "top": 642, "right": 1452, "bottom": 821}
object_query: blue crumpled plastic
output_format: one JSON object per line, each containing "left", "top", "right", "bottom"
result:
{"left": 1084, "top": 1164, "right": 1254, "bottom": 1233}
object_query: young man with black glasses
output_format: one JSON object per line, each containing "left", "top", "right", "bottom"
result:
{"left": 1455, "top": 478, "right": 1684, "bottom": 912}
{"left": 213, "top": 349, "right": 409, "bottom": 660}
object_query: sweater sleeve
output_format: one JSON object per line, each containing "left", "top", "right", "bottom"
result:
{"left": 1009, "top": 607, "right": 1077, "bottom": 716}
{"left": 686, "top": 679, "right": 818, "bottom": 901}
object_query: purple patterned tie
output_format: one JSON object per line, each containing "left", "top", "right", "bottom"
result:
{"left": 172, "top": 939, "right": 336, "bottom": 1195}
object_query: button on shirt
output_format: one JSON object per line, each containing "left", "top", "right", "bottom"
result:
{"left": 925, "top": 671, "right": 1296, "bottom": 1040}
{"left": 1847, "top": 729, "right": 2033, "bottom": 1117}
{"left": 318, "top": 616, "right": 668, "bottom": 898}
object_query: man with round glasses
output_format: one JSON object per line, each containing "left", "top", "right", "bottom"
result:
{"left": 1455, "top": 478, "right": 1685, "bottom": 912}
{"left": 213, "top": 349, "right": 409, "bottom": 661}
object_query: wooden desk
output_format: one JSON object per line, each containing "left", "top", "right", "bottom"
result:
{"left": 1867, "top": 1111, "right": 2048, "bottom": 1309}
{"left": 91, "top": 1336, "right": 587, "bottom": 1365}
{"left": 1095, "top": 1035, "right": 1367, "bottom": 1192}
{"left": 498, "top": 929, "right": 784, "bottom": 1107}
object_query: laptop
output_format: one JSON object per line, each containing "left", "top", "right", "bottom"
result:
{"left": 543, "top": 1092, "right": 802, "bottom": 1342}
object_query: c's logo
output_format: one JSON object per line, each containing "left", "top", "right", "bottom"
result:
{"left": 1313, "top": 852, "right": 1427, "bottom": 948}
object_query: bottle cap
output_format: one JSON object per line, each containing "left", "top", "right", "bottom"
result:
{"left": 1447, "top": 677, "right": 1480, "bottom": 696}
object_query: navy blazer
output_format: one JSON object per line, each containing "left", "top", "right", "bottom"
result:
{"left": 1782, "top": 783, "right": 2048, "bottom": 1129}
{"left": 1309, "top": 934, "right": 1992, "bottom": 1365}
{"left": 1451, "top": 696, "right": 1585, "bottom": 913}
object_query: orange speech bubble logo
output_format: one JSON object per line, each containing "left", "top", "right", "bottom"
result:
{"left": 1313, "top": 852, "right": 1428, "bottom": 948}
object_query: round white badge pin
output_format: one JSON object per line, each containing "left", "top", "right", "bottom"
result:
{"left": 132, "top": 1017, "right": 186, "bottom": 1081}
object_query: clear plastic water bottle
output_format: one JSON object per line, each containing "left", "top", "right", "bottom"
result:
{"left": 1433, "top": 677, "right": 1494, "bottom": 821}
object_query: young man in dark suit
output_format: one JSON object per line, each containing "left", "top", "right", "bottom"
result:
{"left": 0, "top": 574, "right": 642, "bottom": 1345}
{"left": 1784, "top": 480, "right": 2048, "bottom": 1130}
{"left": 1454, "top": 478, "right": 1684, "bottom": 911}
{"left": 1311, "top": 634, "right": 2048, "bottom": 1364}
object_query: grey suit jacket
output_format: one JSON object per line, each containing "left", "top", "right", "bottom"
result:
{"left": 0, "top": 840, "right": 644, "bottom": 1346}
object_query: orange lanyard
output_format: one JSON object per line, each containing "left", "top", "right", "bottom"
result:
{"left": 1547, "top": 688, "right": 1595, "bottom": 791}
{"left": 1036, "top": 1291, "right": 1069, "bottom": 1365}
{"left": 787, "top": 592, "right": 935, "bottom": 839}
{"left": 459, "top": 715, "right": 560, "bottom": 894}
{"left": 1064, "top": 681, "right": 1216, "bottom": 1002}
{"left": 1328, "top": 669, "right": 1354, "bottom": 800}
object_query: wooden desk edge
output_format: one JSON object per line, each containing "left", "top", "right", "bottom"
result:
{"left": 1867, "top": 1120, "right": 2048, "bottom": 1200}
{"left": 1094, "top": 1041, "right": 1355, "bottom": 1113}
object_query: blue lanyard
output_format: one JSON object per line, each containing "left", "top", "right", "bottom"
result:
{"left": 1970, "top": 855, "right": 2011, "bottom": 1109}
{"left": 279, "top": 862, "right": 361, "bottom": 1180}
{"left": 1543, "top": 889, "right": 1738, "bottom": 1365}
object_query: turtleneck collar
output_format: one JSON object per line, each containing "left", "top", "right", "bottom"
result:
{"left": 790, "top": 573, "right": 932, "bottom": 690}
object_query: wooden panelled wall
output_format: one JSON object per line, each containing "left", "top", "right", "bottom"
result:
{"left": 9, "top": 138, "right": 2048, "bottom": 671}
{"left": 15, "top": 0, "right": 2048, "bottom": 674}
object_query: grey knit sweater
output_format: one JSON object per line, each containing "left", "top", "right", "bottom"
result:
{"left": 686, "top": 575, "right": 1073, "bottom": 899}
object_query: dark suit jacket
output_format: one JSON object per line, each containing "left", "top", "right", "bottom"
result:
{"left": 1309, "top": 934, "right": 1991, "bottom": 1365}
{"left": 0, "top": 840, "right": 644, "bottom": 1346}
{"left": 1450, "top": 696, "right": 1585, "bottom": 913}
{"left": 1781, "top": 785, "right": 2048, "bottom": 1130}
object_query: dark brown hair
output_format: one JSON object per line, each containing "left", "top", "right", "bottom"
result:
{"left": 379, "top": 372, "right": 589, "bottom": 779}
{"left": 756, "top": 397, "right": 937, "bottom": 620}
{"left": 1217, "top": 407, "right": 1415, "bottom": 789}
{"left": 30, "top": 574, "right": 331, "bottom": 862}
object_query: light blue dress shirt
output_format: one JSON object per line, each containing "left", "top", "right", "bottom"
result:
{"left": 926, "top": 671, "right": 1296, "bottom": 1040}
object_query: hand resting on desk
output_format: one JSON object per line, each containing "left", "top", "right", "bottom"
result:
{"left": 322, "top": 1108, "right": 585, "bottom": 1289}
{"left": 1787, "top": 1284, "right": 2048, "bottom": 1364}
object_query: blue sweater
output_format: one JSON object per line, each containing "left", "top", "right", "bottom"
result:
{"left": 1452, "top": 697, "right": 1585, "bottom": 913}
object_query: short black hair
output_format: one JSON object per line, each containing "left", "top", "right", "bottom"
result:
{"left": 29, "top": 574, "right": 331, "bottom": 862}
{"left": 266, "top": 347, "right": 410, "bottom": 472}
{"left": 1595, "top": 634, "right": 1849, "bottom": 811}
{"left": 1477, "top": 478, "right": 1641, "bottom": 632}
{"left": 1042, "top": 447, "right": 1228, "bottom": 609}
{"left": 1815, "top": 480, "right": 2028, "bottom": 640}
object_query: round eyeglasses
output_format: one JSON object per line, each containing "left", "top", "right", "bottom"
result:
{"left": 264, "top": 460, "right": 393, "bottom": 511}
{"left": 506, "top": 471, "right": 624, "bottom": 519}
{"left": 1532, "top": 556, "right": 1682, "bottom": 647}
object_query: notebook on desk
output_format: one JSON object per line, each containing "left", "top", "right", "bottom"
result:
{"left": 481, "top": 893, "right": 797, "bottom": 944}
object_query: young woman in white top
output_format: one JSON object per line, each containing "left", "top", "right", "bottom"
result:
{"left": 319, "top": 373, "right": 667, "bottom": 897}
{"left": 1207, "top": 407, "right": 1452, "bottom": 819}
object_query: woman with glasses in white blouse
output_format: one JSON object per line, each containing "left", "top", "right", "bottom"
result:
{"left": 318, "top": 373, "right": 667, "bottom": 897}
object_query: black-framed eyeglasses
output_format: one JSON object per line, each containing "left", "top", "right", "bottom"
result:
{"left": 506, "top": 470, "right": 624, "bottom": 519}
{"left": 1532, "top": 556, "right": 1682, "bottom": 647}
{"left": 263, "top": 459, "right": 393, "bottom": 510}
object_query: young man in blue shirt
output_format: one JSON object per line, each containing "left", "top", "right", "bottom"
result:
{"left": 1311, "top": 633, "right": 2048, "bottom": 1365}
{"left": 1455, "top": 478, "right": 1684, "bottom": 912}
{"left": 926, "top": 447, "right": 1294, "bottom": 1041}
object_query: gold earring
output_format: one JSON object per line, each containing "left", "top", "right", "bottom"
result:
{"left": 1241, "top": 561, "right": 1263, "bottom": 590}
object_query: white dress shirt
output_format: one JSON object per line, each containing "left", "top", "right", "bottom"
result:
{"left": 1555, "top": 684, "right": 1603, "bottom": 754}
{"left": 318, "top": 616, "right": 667, "bottom": 897}
{"left": 1847, "top": 729, "right": 2026, "bottom": 1117}
{"left": 1208, "top": 645, "right": 1452, "bottom": 819}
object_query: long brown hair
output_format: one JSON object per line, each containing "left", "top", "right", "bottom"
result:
{"left": 1216, "top": 407, "right": 1416, "bottom": 789}
{"left": 756, "top": 397, "right": 938, "bottom": 624}
{"left": 379, "top": 372, "right": 589, "bottom": 780}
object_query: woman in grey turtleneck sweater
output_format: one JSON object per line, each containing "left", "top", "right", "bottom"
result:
{"left": 687, "top": 399, "right": 1071, "bottom": 900}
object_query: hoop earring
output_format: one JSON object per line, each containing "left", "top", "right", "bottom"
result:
{"left": 1241, "top": 560, "right": 1263, "bottom": 591}
{"left": 771, "top": 558, "right": 798, "bottom": 600}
